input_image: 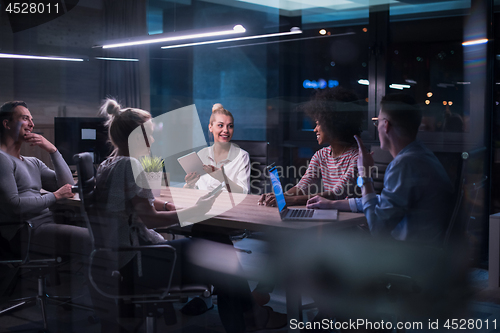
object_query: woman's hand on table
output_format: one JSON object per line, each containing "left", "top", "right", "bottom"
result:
{"left": 258, "top": 193, "right": 277, "bottom": 207}
{"left": 194, "top": 191, "right": 221, "bottom": 215}
{"left": 306, "top": 195, "right": 335, "bottom": 209}
{"left": 166, "top": 202, "right": 180, "bottom": 211}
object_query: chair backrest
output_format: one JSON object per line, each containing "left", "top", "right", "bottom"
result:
{"left": 370, "top": 146, "right": 393, "bottom": 195}
{"left": 231, "top": 140, "right": 269, "bottom": 195}
{"left": 73, "top": 153, "right": 96, "bottom": 250}
{"left": 72, "top": 153, "right": 189, "bottom": 307}
{"left": 73, "top": 153, "right": 117, "bottom": 256}
{"left": 443, "top": 147, "right": 487, "bottom": 249}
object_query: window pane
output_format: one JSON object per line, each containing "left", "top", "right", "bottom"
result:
{"left": 388, "top": 3, "right": 470, "bottom": 133}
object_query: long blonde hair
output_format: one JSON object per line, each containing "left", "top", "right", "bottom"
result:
{"left": 99, "top": 98, "right": 151, "bottom": 156}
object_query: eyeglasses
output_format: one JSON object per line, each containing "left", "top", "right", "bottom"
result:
{"left": 372, "top": 117, "right": 389, "bottom": 127}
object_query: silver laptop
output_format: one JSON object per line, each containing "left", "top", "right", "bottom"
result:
{"left": 268, "top": 166, "right": 338, "bottom": 221}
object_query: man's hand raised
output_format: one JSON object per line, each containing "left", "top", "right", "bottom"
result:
{"left": 24, "top": 133, "right": 57, "bottom": 154}
{"left": 354, "top": 135, "right": 374, "bottom": 177}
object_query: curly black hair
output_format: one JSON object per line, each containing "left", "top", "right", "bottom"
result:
{"left": 302, "top": 87, "right": 364, "bottom": 145}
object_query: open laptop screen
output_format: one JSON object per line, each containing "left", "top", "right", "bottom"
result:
{"left": 269, "top": 167, "right": 287, "bottom": 213}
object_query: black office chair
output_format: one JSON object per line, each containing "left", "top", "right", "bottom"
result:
{"left": 231, "top": 140, "right": 269, "bottom": 195}
{"left": 375, "top": 148, "right": 486, "bottom": 332}
{"left": 0, "top": 222, "right": 74, "bottom": 333}
{"left": 292, "top": 148, "right": 482, "bottom": 329}
{"left": 72, "top": 153, "right": 211, "bottom": 333}
{"left": 369, "top": 146, "right": 393, "bottom": 195}
{"left": 443, "top": 147, "right": 488, "bottom": 249}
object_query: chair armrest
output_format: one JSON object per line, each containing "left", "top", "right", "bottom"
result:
{"left": 380, "top": 273, "right": 421, "bottom": 295}
{"left": 113, "top": 244, "right": 176, "bottom": 252}
{"left": 155, "top": 225, "right": 193, "bottom": 238}
{"left": 1, "top": 221, "right": 32, "bottom": 227}
{"left": 89, "top": 244, "right": 177, "bottom": 300}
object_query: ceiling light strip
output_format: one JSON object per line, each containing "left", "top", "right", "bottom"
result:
{"left": 462, "top": 39, "right": 488, "bottom": 46}
{"left": 103, "top": 25, "right": 246, "bottom": 49}
{"left": 0, "top": 53, "right": 84, "bottom": 61}
{"left": 161, "top": 30, "right": 302, "bottom": 50}
{"left": 216, "top": 31, "right": 355, "bottom": 50}
{"left": 389, "top": 84, "right": 411, "bottom": 90}
{"left": 95, "top": 57, "right": 139, "bottom": 62}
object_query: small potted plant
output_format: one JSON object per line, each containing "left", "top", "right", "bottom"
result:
{"left": 140, "top": 155, "right": 164, "bottom": 197}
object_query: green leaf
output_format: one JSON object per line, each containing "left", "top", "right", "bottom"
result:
{"left": 139, "top": 156, "right": 165, "bottom": 173}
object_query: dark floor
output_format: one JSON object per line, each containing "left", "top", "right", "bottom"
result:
{"left": 1, "top": 238, "right": 499, "bottom": 333}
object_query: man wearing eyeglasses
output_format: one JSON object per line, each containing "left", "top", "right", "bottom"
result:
{"left": 308, "top": 94, "right": 453, "bottom": 244}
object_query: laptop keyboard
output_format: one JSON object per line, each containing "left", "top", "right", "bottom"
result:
{"left": 290, "top": 209, "right": 314, "bottom": 218}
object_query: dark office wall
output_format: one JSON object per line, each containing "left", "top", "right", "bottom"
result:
{"left": 0, "top": 3, "right": 104, "bottom": 123}
{"left": 192, "top": 2, "right": 275, "bottom": 142}
{"left": 192, "top": 43, "right": 269, "bottom": 142}
{"left": 149, "top": 3, "right": 194, "bottom": 118}
{"left": 149, "top": 1, "right": 277, "bottom": 142}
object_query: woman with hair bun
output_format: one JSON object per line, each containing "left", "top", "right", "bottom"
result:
{"left": 94, "top": 99, "right": 284, "bottom": 333}
{"left": 184, "top": 103, "right": 250, "bottom": 194}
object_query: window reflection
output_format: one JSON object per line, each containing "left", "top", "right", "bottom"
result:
{"left": 389, "top": 18, "right": 466, "bottom": 133}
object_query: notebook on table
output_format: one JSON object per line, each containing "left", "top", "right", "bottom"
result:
{"left": 268, "top": 165, "right": 338, "bottom": 221}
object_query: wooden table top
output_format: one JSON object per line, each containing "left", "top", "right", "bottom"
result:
{"left": 160, "top": 187, "right": 366, "bottom": 232}
{"left": 65, "top": 186, "right": 366, "bottom": 232}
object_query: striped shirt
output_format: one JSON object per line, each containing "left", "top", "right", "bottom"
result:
{"left": 296, "top": 146, "right": 358, "bottom": 198}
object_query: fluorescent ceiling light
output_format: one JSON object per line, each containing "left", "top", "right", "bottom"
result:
{"left": 462, "top": 38, "right": 488, "bottom": 46}
{"left": 389, "top": 84, "right": 410, "bottom": 90}
{"left": 95, "top": 57, "right": 139, "bottom": 62}
{"left": 236, "top": 0, "right": 353, "bottom": 11}
{"left": 217, "top": 31, "right": 355, "bottom": 50}
{"left": 0, "top": 53, "right": 84, "bottom": 61}
{"left": 161, "top": 28, "right": 302, "bottom": 49}
{"left": 101, "top": 25, "right": 246, "bottom": 49}
{"left": 358, "top": 79, "right": 369, "bottom": 85}
{"left": 437, "top": 83, "right": 454, "bottom": 88}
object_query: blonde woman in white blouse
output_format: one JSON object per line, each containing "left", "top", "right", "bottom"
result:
{"left": 184, "top": 103, "right": 250, "bottom": 194}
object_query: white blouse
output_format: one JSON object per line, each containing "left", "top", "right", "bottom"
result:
{"left": 195, "top": 143, "right": 250, "bottom": 194}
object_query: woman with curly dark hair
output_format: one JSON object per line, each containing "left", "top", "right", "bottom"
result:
{"left": 259, "top": 87, "right": 364, "bottom": 207}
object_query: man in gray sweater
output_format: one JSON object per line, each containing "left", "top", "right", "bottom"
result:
{"left": 0, "top": 101, "right": 89, "bottom": 258}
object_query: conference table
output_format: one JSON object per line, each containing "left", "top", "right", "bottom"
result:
{"left": 159, "top": 186, "right": 367, "bottom": 329}
{"left": 67, "top": 186, "right": 367, "bottom": 330}
{"left": 157, "top": 186, "right": 366, "bottom": 232}
{"left": 66, "top": 186, "right": 366, "bottom": 232}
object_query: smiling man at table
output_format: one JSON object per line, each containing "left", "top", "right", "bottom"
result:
{"left": 308, "top": 94, "right": 454, "bottom": 244}
{"left": 0, "top": 101, "right": 89, "bottom": 258}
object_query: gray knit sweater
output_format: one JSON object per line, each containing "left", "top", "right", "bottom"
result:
{"left": 0, "top": 149, "right": 74, "bottom": 240}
